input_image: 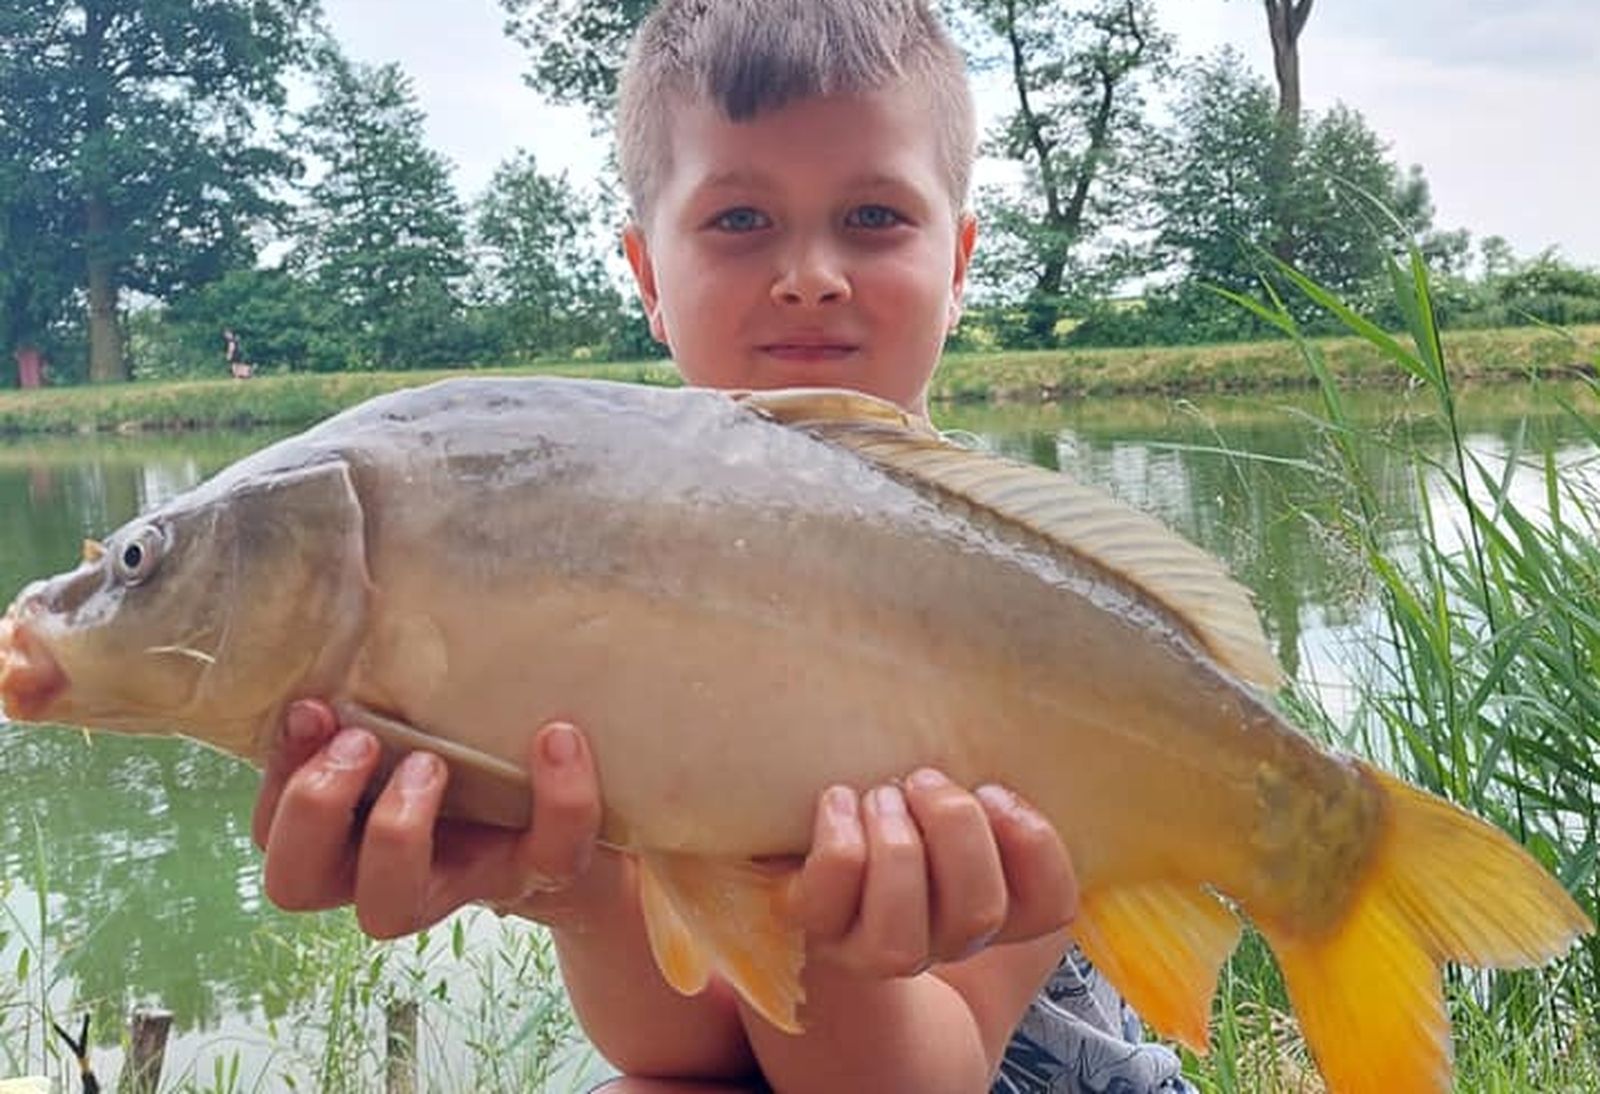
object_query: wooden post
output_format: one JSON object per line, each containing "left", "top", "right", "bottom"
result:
{"left": 385, "top": 1000, "right": 418, "bottom": 1094}
{"left": 117, "top": 1008, "right": 171, "bottom": 1094}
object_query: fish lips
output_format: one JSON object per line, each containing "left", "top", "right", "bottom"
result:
{"left": 0, "top": 607, "right": 68, "bottom": 723}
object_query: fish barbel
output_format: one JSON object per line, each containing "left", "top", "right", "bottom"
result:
{"left": 0, "top": 378, "right": 1589, "bottom": 1092}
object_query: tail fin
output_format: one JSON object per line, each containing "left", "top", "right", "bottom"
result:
{"left": 1261, "top": 764, "right": 1592, "bottom": 1094}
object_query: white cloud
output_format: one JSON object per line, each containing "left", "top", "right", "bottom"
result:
{"left": 321, "top": 0, "right": 606, "bottom": 200}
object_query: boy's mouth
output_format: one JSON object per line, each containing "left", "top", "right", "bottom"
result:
{"left": 758, "top": 342, "right": 859, "bottom": 362}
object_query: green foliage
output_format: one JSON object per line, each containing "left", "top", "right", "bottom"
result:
{"left": 292, "top": 53, "right": 474, "bottom": 370}
{"left": 499, "top": 0, "right": 653, "bottom": 120}
{"left": 963, "top": 0, "right": 1173, "bottom": 344}
{"left": 1114, "top": 54, "right": 1441, "bottom": 341}
{"left": 0, "top": 0, "right": 318, "bottom": 379}
{"left": 470, "top": 151, "right": 627, "bottom": 359}
{"left": 1483, "top": 250, "right": 1600, "bottom": 327}
{"left": 130, "top": 266, "right": 359, "bottom": 378}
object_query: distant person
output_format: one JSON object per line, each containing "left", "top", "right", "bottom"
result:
{"left": 224, "top": 328, "right": 252, "bottom": 379}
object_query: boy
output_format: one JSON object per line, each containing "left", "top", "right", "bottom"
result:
{"left": 252, "top": 2, "right": 1192, "bottom": 1091}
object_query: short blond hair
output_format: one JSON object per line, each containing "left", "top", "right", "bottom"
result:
{"left": 617, "top": 0, "right": 977, "bottom": 229}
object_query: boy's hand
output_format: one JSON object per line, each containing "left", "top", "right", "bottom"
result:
{"left": 795, "top": 768, "right": 1076, "bottom": 978}
{"left": 251, "top": 700, "right": 616, "bottom": 937}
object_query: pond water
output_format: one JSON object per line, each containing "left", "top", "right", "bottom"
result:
{"left": 1, "top": 380, "right": 1596, "bottom": 1088}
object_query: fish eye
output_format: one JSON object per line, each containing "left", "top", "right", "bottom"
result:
{"left": 113, "top": 525, "right": 166, "bottom": 586}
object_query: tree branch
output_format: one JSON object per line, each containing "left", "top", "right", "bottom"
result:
{"left": 1002, "top": 0, "right": 1061, "bottom": 221}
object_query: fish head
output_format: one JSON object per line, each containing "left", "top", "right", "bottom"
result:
{"left": 0, "top": 459, "right": 369, "bottom": 760}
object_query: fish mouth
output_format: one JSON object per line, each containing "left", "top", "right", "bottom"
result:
{"left": 0, "top": 609, "right": 67, "bottom": 723}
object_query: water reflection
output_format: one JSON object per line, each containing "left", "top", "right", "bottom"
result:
{"left": 0, "top": 428, "right": 315, "bottom": 1058}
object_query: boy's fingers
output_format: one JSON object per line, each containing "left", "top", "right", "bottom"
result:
{"left": 510, "top": 722, "right": 602, "bottom": 891}
{"left": 353, "top": 751, "right": 448, "bottom": 938}
{"left": 252, "top": 699, "right": 337, "bottom": 850}
{"left": 977, "top": 784, "right": 1078, "bottom": 945}
{"left": 262, "top": 727, "right": 378, "bottom": 912}
{"left": 903, "top": 769, "right": 1007, "bottom": 962}
{"left": 828, "top": 784, "right": 929, "bottom": 979}
{"left": 797, "top": 786, "right": 867, "bottom": 941}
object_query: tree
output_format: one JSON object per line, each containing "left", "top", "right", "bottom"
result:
{"left": 133, "top": 266, "right": 351, "bottom": 378}
{"left": 499, "top": 0, "right": 653, "bottom": 121}
{"left": 0, "top": 0, "right": 316, "bottom": 382}
{"left": 293, "top": 55, "right": 472, "bottom": 370}
{"left": 471, "top": 151, "right": 622, "bottom": 358}
{"left": 964, "top": 0, "right": 1172, "bottom": 345}
{"left": 0, "top": 147, "right": 78, "bottom": 385}
{"left": 1149, "top": 51, "right": 1278, "bottom": 301}
{"left": 1142, "top": 54, "right": 1443, "bottom": 338}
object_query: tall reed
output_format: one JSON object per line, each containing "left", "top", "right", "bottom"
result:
{"left": 1187, "top": 248, "right": 1600, "bottom": 1090}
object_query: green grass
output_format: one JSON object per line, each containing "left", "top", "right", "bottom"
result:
{"left": 1, "top": 325, "right": 1595, "bottom": 435}
{"left": 0, "top": 899, "right": 594, "bottom": 1092}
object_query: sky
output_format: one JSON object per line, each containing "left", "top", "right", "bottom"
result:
{"left": 320, "top": 0, "right": 1600, "bottom": 269}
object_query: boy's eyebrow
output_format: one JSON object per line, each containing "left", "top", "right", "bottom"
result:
{"left": 696, "top": 169, "right": 775, "bottom": 193}
{"left": 694, "top": 169, "right": 919, "bottom": 194}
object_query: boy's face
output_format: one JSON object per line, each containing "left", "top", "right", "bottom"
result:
{"left": 623, "top": 83, "right": 976, "bottom": 416}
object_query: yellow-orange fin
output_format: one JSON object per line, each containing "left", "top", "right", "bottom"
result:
{"left": 638, "top": 852, "right": 807, "bottom": 1034}
{"left": 1074, "top": 880, "right": 1240, "bottom": 1052}
{"left": 1261, "top": 765, "right": 1592, "bottom": 1094}
{"left": 638, "top": 855, "right": 713, "bottom": 996}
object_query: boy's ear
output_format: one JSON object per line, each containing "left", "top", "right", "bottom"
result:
{"left": 622, "top": 222, "right": 670, "bottom": 345}
{"left": 946, "top": 212, "right": 979, "bottom": 333}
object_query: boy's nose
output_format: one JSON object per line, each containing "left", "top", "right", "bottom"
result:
{"left": 771, "top": 250, "right": 851, "bottom": 307}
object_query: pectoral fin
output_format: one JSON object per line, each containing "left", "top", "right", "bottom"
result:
{"left": 639, "top": 858, "right": 713, "bottom": 996}
{"left": 1073, "top": 880, "right": 1241, "bottom": 1052}
{"left": 331, "top": 700, "right": 531, "bottom": 828}
{"left": 638, "top": 852, "right": 807, "bottom": 1034}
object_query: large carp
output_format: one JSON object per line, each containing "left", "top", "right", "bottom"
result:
{"left": 0, "top": 378, "right": 1589, "bottom": 1092}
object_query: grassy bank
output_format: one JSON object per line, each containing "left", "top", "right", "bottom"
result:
{"left": 1, "top": 323, "right": 1595, "bottom": 435}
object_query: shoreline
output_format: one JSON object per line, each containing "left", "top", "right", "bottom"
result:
{"left": 2, "top": 324, "right": 1595, "bottom": 435}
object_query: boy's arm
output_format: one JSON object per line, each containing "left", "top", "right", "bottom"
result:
{"left": 743, "top": 933, "right": 1069, "bottom": 1093}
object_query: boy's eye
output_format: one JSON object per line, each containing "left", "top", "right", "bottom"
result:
{"left": 710, "top": 207, "right": 770, "bottom": 233}
{"left": 846, "top": 205, "right": 906, "bottom": 230}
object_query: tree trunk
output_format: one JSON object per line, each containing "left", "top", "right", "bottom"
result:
{"left": 1266, "top": 0, "right": 1310, "bottom": 133}
{"left": 1263, "top": 0, "right": 1313, "bottom": 264}
{"left": 86, "top": 194, "right": 124, "bottom": 382}
{"left": 83, "top": 1, "right": 126, "bottom": 383}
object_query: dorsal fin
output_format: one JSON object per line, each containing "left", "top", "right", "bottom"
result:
{"left": 739, "top": 388, "right": 1283, "bottom": 691}
{"left": 733, "top": 386, "right": 938, "bottom": 434}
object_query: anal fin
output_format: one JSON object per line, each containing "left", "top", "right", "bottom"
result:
{"left": 638, "top": 852, "right": 807, "bottom": 1034}
{"left": 1073, "top": 880, "right": 1241, "bottom": 1052}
